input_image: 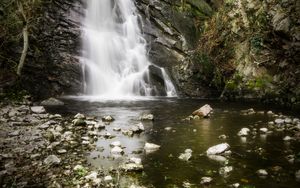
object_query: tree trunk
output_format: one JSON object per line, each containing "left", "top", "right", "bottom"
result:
{"left": 17, "top": 23, "right": 29, "bottom": 76}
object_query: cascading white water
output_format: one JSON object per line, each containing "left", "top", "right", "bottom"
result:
{"left": 82, "top": 0, "right": 177, "bottom": 99}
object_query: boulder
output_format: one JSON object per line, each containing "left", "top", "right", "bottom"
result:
{"left": 206, "top": 143, "right": 230, "bottom": 155}
{"left": 31, "top": 106, "right": 46, "bottom": 114}
{"left": 102, "top": 115, "right": 114, "bottom": 122}
{"left": 41, "top": 97, "right": 64, "bottom": 106}
{"left": 192, "top": 104, "right": 212, "bottom": 118}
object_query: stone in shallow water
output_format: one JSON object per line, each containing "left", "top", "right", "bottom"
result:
{"left": 110, "top": 141, "right": 121, "bottom": 147}
{"left": 237, "top": 128, "right": 250, "bottom": 136}
{"left": 283, "top": 136, "right": 292, "bottom": 141}
{"left": 295, "top": 170, "right": 300, "bottom": 181}
{"left": 192, "top": 104, "right": 213, "bottom": 118}
{"left": 74, "top": 113, "right": 85, "bottom": 119}
{"left": 144, "top": 143, "right": 160, "bottom": 153}
{"left": 111, "top": 146, "right": 124, "bottom": 154}
{"left": 275, "top": 119, "right": 285, "bottom": 124}
{"left": 178, "top": 149, "right": 192, "bottom": 161}
{"left": 104, "top": 175, "right": 113, "bottom": 182}
{"left": 200, "top": 177, "right": 212, "bottom": 185}
{"left": 140, "top": 114, "right": 154, "bottom": 121}
{"left": 130, "top": 157, "right": 142, "bottom": 165}
{"left": 44, "top": 155, "right": 61, "bottom": 165}
{"left": 119, "top": 163, "right": 143, "bottom": 172}
{"left": 206, "top": 143, "right": 230, "bottom": 155}
{"left": 259, "top": 128, "right": 268, "bottom": 133}
{"left": 102, "top": 115, "right": 114, "bottom": 122}
{"left": 257, "top": 169, "right": 268, "bottom": 177}
{"left": 219, "top": 166, "right": 233, "bottom": 177}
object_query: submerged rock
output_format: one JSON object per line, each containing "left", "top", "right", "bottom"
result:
{"left": 192, "top": 104, "right": 213, "bottom": 118}
{"left": 41, "top": 97, "right": 64, "bottom": 106}
{"left": 219, "top": 166, "right": 233, "bottom": 177}
{"left": 74, "top": 113, "right": 85, "bottom": 119}
{"left": 206, "top": 143, "right": 230, "bottom": 155}
{"left": 111, "top": 146, "right": 124, "bottom": 154}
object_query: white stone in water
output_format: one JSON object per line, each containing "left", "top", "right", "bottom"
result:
{"left": 82, "top": 141, "right": 90, "bottom": 145}
{"left": 102, "top": 115, "right": 114, "bottom": 122}
{"left": 110, "top": 141, "right": 121, "bottom": 147}
{"left": 200, "top": 177, "right": 212, "bottom": 185}
{"left": 104, "top": 175, "right": 113, "bottom": 182}
{"left": 230, "top": 183, "right": 240, "bottom": 188}
{"left": 44, "top": 155, "right": 61, "bottom": 165}
{"left": 130, "top": 157, "right": 142, "bottom": 165}
{"left": 218, "top": 134, "right": 227, "bottom": 139}
{"left": 206, "top": 143, "right": 230, "bottom": 155}
{"left": 94, "top": 123, "right": 105, "bottom": 129}
{"left": 120, "top": 163, "right": 143, "bottom": 171}
{"left": 192, "top": 104, "right": 213, "bottom": 117}
{"left": 140, "top": 114, "right": 154, "bottom": 121}
{"left": 111, "top": 146, "right": 123, "bottom": 154}
{"left": 237, "top": 128, "right": 250, "bottom": 136}
{"left": 259, "top": 128, "right": 268, "bottom": 133}
{"left": 165, "top": 127, "right": 172, "bottom": 131}
{"left": 144, "top": 143, "right": 160, "bottom": 152}
{"left": 31, "top": 106, "right": 46, "bottom": 114}
{"left": 74, "top": 164, "right": 84, "bottom": 171}
{"left": 283, "top": 136, "right": 292, "bottom": 141}
{"left": 178, "top": 149, "right": 192, "bottom": 161}
{"left": 113, "top": 127, "right": 121, "bottom": 131}
{"left": 257, "top": 169, "right": 268, "bottom": 176}
{"left": 219, "top": 166, "right": 233, "bottom": 177}
{"left": 285, "top": 118, "right": 292, "bottom": 124}
{"left": 267, "top": 111, "right": 273, "bottom": 115}
{"left": 74, "top": 113, "right": 85, "bottom": 119}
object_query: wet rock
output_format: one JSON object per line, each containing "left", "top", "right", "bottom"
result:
{"left": 119, "top": 163, "right": 143, "bottom": 172}
{"left": 192, "top": 104, "right": 212, "bottom": 118}
{"left": 267, "top": 111, "right": 274, "bottom": 115}
{"left": 230, "top": 183, "right": 240, "bottom": 188}
{"left": 113, "top": 127, "right": 121, "bottom": 131}
{"left": 238, "top": 128, "right": 250, "bottom": 136}
{"left": 200, "top": 177, "right": 212, "bottom": 185}
{"left": 44, "top": 155, "right": 61, "bottom": 165}
{"left": 206, "top": 143, "right": 230, "bottom": 155}
{"left": 30, "top": 153, "right": 41, "bottom": 159}
{"left": 144, "top": 142, "right": 160, "bottom": 153}
{"left": 111, "top": 146, "right": 124, "bottom": 155}
{"left": 102, "top": 115, "right": 114, "bottom": 122}
{"left": 140, "top": 113, "right": 154, "bottom": 121}
{"left": 219, "top": 166, "right": 233, "bottom": 177}
{"left": 31, "top": 106, "right": 46, "bottom": 114}
{"left": 122, "top": 130, "right": 134, "bottom": 137}
{"left": 74, "top": 113, "right": 85, "bottom": 119}
{"left": 257, "top": 169, "right": 268, "bottom": 177}
{"left": 285, "top": 118, "right": 292, "bottom": 124}
{"left": 41, "top": 97, "right": 64, "bottom": 106}
{"left": 49, "top": 114, "right": 62, "bottom": 120}
{"left": 131, "top": 123, "right": 145, "bottom": 133}
{"left": 178, "top": 149, "right": 192, "bottom": 161}
{"left": 94, "top": 123, "right": 105, "bottom": 129}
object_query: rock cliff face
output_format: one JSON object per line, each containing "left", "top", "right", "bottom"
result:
{"left": 21, "top": 0, "right": 83, "bottom": 99}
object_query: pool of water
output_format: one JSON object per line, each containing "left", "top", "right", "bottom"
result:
{"left": 47, "top": 98, "right": 300, "bottom": 187}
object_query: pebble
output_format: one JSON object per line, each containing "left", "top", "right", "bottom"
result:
{"left": 44, "top": 155, "right": 61, "bottom": 165}
{"left": 259, "top": 128, "right": 268, "bottom": 133}
{"left": 257, "top": 169, "right": 268, "bottom": 177}
{"left": 206, "top": 143, "right": 230, "bottom": 155}
{"left": 238, "top": 128, "right": 250, "bottom": 136}
{"left": 144, "top": 143, "right": 160, "bottom": 152}
{"left": 178, "top": 149, "right": 192, "bottom": 161}
{"left": 104, "top": 175, "right": 113, "bottom": 182}
{"left": 283, "top": 136, "right": 292, "bottom": 141}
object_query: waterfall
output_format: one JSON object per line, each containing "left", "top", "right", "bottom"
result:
{"left": 81, "top": 0, "right": 177, "bottom": 99}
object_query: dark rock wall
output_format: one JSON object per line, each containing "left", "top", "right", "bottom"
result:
{"left": 20, "top": 0, "right": 84, "bottom": 99}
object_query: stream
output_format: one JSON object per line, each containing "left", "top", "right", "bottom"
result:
{"left": 46, "top": 98, "right": 300, "bottom": 187}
